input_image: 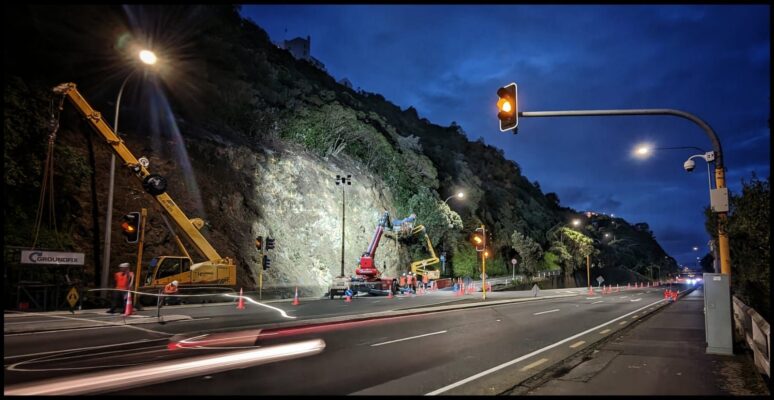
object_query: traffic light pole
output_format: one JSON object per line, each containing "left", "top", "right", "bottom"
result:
{"left": 340, "top": 188, "right": 346, "bottom": 278}
{"left": 259, "top": 251, "right": 263, "bottom": 301}
{"left": 133, "top": 208, "right": 147, "bottom": 306}
{"left": 519, "top": 108, "right": 730, "bottom": 277}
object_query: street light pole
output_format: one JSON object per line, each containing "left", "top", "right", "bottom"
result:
{"left": 336, "top": 174, "right": 351, "bottom": 277}
{"left": 520, "top": 108, "right": 730, "bottom": 276}
{"left": 100, "top": 49, "right": 158, "bottom": 293}
{"left": 100, "top": 73, "right": 133, "bottom": 294}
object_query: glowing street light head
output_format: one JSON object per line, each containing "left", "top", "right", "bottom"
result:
{"left": 457, "top": 192, "right": 464, "bottom": 198}
{"left": 572, "top": 219, "right": 581, "bottom": 227}
{"left": 692, "top": 246, "right": 699, "bottom": 251}
{"left": 634, "top": 144, "right": 653, "bottom": 159}
{"left": 139, "top": 49, "right": 158, "bottom": 65}
{"left": 604, "top": 233, "right": 610, "bottom": 238}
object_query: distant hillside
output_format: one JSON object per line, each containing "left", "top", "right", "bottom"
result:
{"left": 3, "top": 4, "right": 678, "bottom": 301}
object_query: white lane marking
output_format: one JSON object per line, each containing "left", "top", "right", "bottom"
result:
{"left": 370, "top": 330, "right": 447, "bottom": 347}
{"left": 426, "top": 298, "right": 665, "bottom": 395}
{"left": 619, "top": 321, "right": 628, "bottom": 325}
{"left": 631, "top": 314, "right": 639, "bottom": 319}
{"left": 591, "top": 301, "right": 604, "bottom": 304}
{"left": 7, "top": 347, "right": 167, "bottom": 372}
{"left": 630, "top": 298, "right": 642, "bottom": 302}
{"left": 533, "top": 309, "right": 560, "bottom": 316}
{"left": 519, "top": 358, "right": 548, "bottom": 371}
{"left": 619, "top": 296, "right": 629, "bottom": 298}
{"left": 569, "top": 340, "right": 585, "bottom": 348}
{"left": 599, "top": 329, "right": 611, "bottom": 334}
{"left": 586, "top": 297, "right": 601, "bottom": 300}
{"left": 3, "top": 339, "right": 163, "bottom": 360}
{"left": 3, "top": 318, "right": 169, "bottom": 336}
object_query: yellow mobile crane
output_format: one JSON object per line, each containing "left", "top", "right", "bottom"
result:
{"left": 385, "top": 220, "right": 441, "bottom": 280}
{"left": 53, "top": 83, "right": 236, "bottom": 300}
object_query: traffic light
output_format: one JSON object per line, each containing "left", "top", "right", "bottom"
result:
{"left": 262, "top": 254, "right": 271, "bottom": 270}
{"left": 255, "top": 235, "right": 264, "bottom": 251}
{"left": 121, "top": 212, "right": 141, "bottom": 243}
{"left": 470, "top": 227, "right": 486, "bottom": 252}
{"left": 496, "top": 82, "right": 518, "bottom": 132}
{"left": 266, "top": 237, "right": 275, "bottom": 251}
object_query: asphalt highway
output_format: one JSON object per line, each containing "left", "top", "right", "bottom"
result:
{"left": 4, "top": 284, "right": 681, "bottom": 395}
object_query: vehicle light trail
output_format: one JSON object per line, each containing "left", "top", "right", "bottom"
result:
{"left": 4, "top": 339, "right": 326, "bottom": 395}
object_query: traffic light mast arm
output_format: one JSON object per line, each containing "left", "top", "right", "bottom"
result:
{"left": 53, "top": 83, "right": 224, "bottom": 263}
{"left": 517, "top": 108, "right": 723, "bottom": 168}
{"left": 516, "top": 105, "right": 730, "bottom": 276}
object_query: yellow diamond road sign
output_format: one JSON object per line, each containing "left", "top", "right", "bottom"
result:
{"left": 67, "top": 287, "right": 79, "bottom": 308}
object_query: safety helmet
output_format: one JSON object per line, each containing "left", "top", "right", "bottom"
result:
{"left": 119, "top": 262, "right": 130, "bottom": 268}
{"left": 171, "top": 280, "right": 179, "bottom": 286}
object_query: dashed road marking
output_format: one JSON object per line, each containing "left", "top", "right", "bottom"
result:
{"left": 599, "top": 329, "right": 611, "bottom": 334}
{"left": 591, "top": 300, "right": 604, "bottom": 304}
{"left": 371, "top": 330, "right": 447, "bottom": 347}
{"left": 619, "top": 321, "right": 627, "bottom": 325}
{"left": 569, "top": 341, "right": 585, "bottom": 348}
{"left": 519, "top": 358, "right": 548, "bottom": 371}
{"left": 533, "top": 309, "right": 560, "bottom": 316}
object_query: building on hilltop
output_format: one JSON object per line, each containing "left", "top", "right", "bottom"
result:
{"left": 280, "top": 35, "right": 326, "bottom": 71}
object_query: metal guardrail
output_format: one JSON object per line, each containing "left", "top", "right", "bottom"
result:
{"left": 732, "top": 296, "right": 770, "bottom": 378}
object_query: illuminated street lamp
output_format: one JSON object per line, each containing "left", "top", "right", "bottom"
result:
{"left": 572, "top": 219, "right": 581, "bottom": 227}
{"left": 633, "top": 144, "right": 706, "bottom": 159}
{"left": 693, "top": 246, "right": 699, "bottom": 251}
{"left": 101, "top": 48, "right": 160, "bottom": 294}
{"left": 444, "top": 192, "right": 464, "bottom": 204}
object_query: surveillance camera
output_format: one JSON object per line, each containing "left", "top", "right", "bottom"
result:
{"left": 683, "top": 159, "right": 696, "bottom": 173}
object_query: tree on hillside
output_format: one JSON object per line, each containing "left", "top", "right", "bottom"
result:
{"left": 704, "top": 174, "right": 769, "bottom": 318}
{"left": 511, "top": 230, "right": 543, "bottom": 275}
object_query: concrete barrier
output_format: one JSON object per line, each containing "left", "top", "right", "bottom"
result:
{"left": 732, "top": 296, "right": 770, "bottom": 378}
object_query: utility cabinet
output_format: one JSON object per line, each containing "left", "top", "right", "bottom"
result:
{"left": 703, "top": 273, "right": 733, "bottom": 355}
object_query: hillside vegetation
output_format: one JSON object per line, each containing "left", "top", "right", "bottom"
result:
{"left": 4, "top": 5, "right": 678, "bottom": 300}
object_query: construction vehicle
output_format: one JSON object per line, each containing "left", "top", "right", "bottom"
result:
{"left": 52, "top": 83, "right": 236, "bottom": 304}
{"left": 328, "top": 211, "right": 440, "bottom": 299}
{"left": 329, "top": 211, "right": 396, "bottom": 299}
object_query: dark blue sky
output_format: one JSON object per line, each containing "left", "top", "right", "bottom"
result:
{"left": 241, "top": 5, "right": 770, "bottom": 268}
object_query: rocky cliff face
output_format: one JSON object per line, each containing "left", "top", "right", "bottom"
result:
{"left": 163, "top": 136, "right": 405, "bottom": 298}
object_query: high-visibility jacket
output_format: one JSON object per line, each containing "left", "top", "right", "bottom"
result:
{"left": 422, "top": 274, "right": 429, "bottom": 284}
{"left": 114, "top": 271, "right": 133, "bottom": 290}
{"left": 399, "top": 276, "right": 406, "bottom": 286}
{"left": 164, "top": 283, "right": 179, "bottom": 294}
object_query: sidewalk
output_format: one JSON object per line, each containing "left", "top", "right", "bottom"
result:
{"left": 521, "top": 286, "right": 769, "bottom": 395}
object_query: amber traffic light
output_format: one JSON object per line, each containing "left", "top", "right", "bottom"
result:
{"left": 497, "top": 83, "right": 518, "bottom": 132}
{"left": 121, "top": 212, "right": 141, "bottom": 244}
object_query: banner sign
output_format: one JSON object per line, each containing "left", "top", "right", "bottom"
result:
{"left": 21, "top": 250, "right": 85, "bottom": 265}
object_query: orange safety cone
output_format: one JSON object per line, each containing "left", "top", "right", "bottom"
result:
{"left": 292, "top": 287, "right": 300, "bottom": 306}
{"left": 236, "top": 288, "right": 245, "bottom": 310}
{"left": 387, "top": 288, "right": 394, "bottom": 299}
{"left": 123, "top": 291, "right": 134, "bottom": 316}
{"left": 616, "top": 284, "right": 620, "bottom": 293}
{"left": 345, "top": 294, "right": 352, "bottom": 302}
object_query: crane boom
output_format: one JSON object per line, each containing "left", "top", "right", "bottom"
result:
{"left": 52, "top": 82, "right": 230, "bottom": 267}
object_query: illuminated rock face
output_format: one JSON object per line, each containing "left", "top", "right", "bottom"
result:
{"left": 184, "top": 140, "right": 403, "bottom": 297}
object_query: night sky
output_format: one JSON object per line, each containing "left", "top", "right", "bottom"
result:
{"left": 241, "top": 5, "right": 770, "bottom": 268}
